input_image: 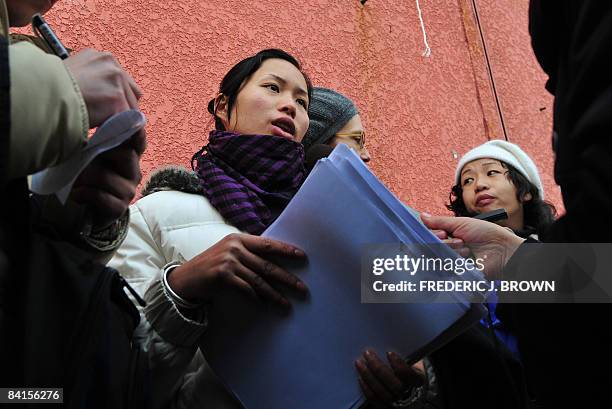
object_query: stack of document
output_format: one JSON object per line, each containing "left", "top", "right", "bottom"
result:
{"left": 200, "top": 144, "right": 488, "bottom": 409}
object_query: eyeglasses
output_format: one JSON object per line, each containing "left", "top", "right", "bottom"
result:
{"left": 334, "top": 131, "right": 366, "bottom": 149}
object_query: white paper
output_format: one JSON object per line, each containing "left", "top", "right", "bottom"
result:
{"left": 30, "top": 109, "right": 146, "bottom": 203}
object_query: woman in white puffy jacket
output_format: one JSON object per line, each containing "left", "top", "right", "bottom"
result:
{"left": 109, "top": 48, "right": 313, "bottom": 409}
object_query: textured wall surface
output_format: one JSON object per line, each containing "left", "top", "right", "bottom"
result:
{"left": 475, "top": 1, "right": 559, "bottom": 206}
{"left": 37, "top": 0, "right": 561, "bottom": 214}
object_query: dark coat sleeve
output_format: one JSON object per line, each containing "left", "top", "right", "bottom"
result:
{"left": 531, "top": 0, "right": 612, "bottom": 243}
{"left": 0, "top": 26, "right": 9, "bottom": 184}
{"left": 429, "top": 325, "right": 530, "bottom": 409}
{"left": 495, "top": 3, "right": 612, "bottom": 408}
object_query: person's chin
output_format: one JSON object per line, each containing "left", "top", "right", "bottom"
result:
{"left": 9, "top": 12, "right": 34, "bottom": 27}
{"left": 471, "top": 204, "right": 493, "bottom": 215}
{"left": 42, "top": 0, "right": 57, "bottom": 14}
{"left": 10, "top": 5, "right": 50, "bottom": 26}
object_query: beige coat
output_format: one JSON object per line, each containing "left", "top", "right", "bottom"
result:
{"left": 1, "top": 2, "right": 127, "bottom": 255}
{"left": 1, "top": 0, "right": 88, "bottom": 179}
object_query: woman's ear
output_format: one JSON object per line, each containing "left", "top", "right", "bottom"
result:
{"left": 522, "top": 192, "right": 533, "bottom": 202}
{"left": 214, "top": 94, "right": 230, "bottom": 127}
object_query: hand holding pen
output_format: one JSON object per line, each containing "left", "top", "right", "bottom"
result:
{"left": 63, "top": 49, "right": 142, "bottom": 127}
{"left": 33, "top": 13, "right": 142, "bottom": 128}
{"left": 33, "top": 13, "right": 145, "bottom": 229}
{"left": 62, "top": 50, "right": 145, "bottom": 228}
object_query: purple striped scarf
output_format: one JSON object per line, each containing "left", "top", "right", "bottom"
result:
{"left": 192, "top": 130, "right": 306, "bottom": 234}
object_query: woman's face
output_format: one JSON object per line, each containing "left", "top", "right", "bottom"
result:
{"left": 460, "top": 158, "right": 531, "bottom": 230}
{"left": 218, "top": 58, "right": 310, "bottom": 142}
{"left": 328, "top": 114, "right": 371, "bottom": 163}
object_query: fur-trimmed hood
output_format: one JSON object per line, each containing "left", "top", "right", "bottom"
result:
{"left": 141, "top": 166, "right": 203, "bottom": 197}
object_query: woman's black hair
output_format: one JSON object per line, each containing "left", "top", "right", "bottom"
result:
{"left": 207, "top": 48, "right": 313, "bottom": 130}
{"left": 447, "top": 161, "right": 557, "bottom": 237}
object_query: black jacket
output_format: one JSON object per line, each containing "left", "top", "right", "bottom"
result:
{"left": 530, "top": 0, "right": 612, "bottom": 243}
{"left": 496, "top": 2, "right": 612, "bottom": 408}
{"left": 430, "top": 324, "right": 530, "bottom": 409}
{"left": 0, "top": 20, "right": 149, "bottom": 407}
{"left": 0, "top": 20, "right": 29, "bottom": 387}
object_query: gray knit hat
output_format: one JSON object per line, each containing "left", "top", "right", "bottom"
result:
{"left": 302, "top": 87, "right": 358, "bottom": 151}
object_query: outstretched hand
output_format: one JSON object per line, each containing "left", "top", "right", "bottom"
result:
{"left": 421, "top": 213, "right": 525, "bottom": 279}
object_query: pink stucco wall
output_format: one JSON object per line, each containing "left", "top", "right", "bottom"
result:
{"left": 39, "top": 0, "right": 562, "bottom": 215}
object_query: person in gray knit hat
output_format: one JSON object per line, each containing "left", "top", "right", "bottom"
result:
{"left": 303, "top": 87, "right": 370, "bottom": 162}
{"left": 304, "top": 92, "right": 439, "bottom": 407}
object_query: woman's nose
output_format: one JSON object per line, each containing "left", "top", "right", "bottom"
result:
{"left": 475, "top": 179, "right": 489, "bottom": 192}
{"left": 360, "top": 147, "right": 371, "bottom": 163}
{"left": 279, "top": 97, "right": 297, "bottom": 118}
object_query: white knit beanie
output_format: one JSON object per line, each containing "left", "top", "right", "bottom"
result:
{"left": 455, "top": 140, "right": 545, "bottom": 199}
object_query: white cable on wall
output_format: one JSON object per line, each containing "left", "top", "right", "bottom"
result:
{"left": 416, "top": 0, "right": 431, "bottom": 57}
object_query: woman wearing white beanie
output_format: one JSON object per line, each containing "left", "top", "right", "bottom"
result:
{"left": 443, "top": 140, "right": 557, "bottom": 408}
{"left": 358, "top": 139, "right": 551, "bottom": 406}
{"left": 448, "top": 140, "right": 556, "bottom": 237}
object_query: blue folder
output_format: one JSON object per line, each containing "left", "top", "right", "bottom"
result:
{"left": 200, "top": 144, "right": 487, "bottom": 409}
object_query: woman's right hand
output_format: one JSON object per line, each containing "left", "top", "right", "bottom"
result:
{"left": 167, "top": 233, "right": 308, "bottom": 308}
